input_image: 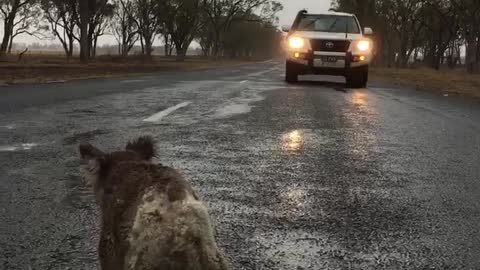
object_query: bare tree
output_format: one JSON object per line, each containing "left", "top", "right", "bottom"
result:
{"left": 201, "top": 0, "right": 273, "bottom": 57}
{"left": 332, "top": 0, "right": 480, "bottom": 72}
{"left": 41, "top": 0, "right": 79, "bottom": 59}
{"left": 7, "top": 3, "right": 46, "bottom": 53}
{"left": 111, "top": 0, "right": 138, "bottom": 57}
{"left": 159, "top": 0, "right": 201, "bottom": 61}
{"left": 133, "top": 0, "right": 159, "bottom": 58}
{"left": 88, "top": 0, "right": 114, "bottom": 58}
{"left": 456, "top": 0, "right": 480, "bottom": 73}
{"left": 0, "top": 0, "right": 36, "bottom": 56}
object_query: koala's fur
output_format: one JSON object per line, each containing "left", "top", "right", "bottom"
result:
{"left": 79, "top": 137, "right": 229, "bottom": 270}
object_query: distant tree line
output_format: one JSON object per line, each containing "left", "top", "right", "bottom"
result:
{"left": 0, "top": 0, "right": 283, "bottom": 62}
{"left": 332, "top": 0, "right": 480, "bottom": 73}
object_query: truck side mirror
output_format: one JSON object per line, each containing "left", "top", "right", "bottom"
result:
{"left": 281, "top": 25, "right": 291, "bottom": 32}
{"left": 363, "top": 27, "right": 373, "bottom": 35}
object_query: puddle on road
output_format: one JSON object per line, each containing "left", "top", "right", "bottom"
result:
{"left": 282, "top": 130, "right": 305, "bottom": 153}
{"left": 214, "top": 103, "right": 253, "bottom": 118}
{"left": 212, "top": 83, "right": 282, "bottom": 119}
{"left": 281, "top": 129, "right": 334, "bottom": 155}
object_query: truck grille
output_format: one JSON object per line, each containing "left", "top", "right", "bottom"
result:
{"left": 310, "top": 39, "right": 350, "bottom": 52}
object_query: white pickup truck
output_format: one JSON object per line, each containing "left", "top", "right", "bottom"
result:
{"left": 282, "top": 10, "right": 373, "bottom": 88}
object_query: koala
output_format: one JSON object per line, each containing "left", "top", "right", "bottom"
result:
{"left": 79, "top": 136, "right": 229, "bottom": 270}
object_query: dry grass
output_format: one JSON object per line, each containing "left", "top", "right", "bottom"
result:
{"left": 0, "top": 54, "right": 263, "bottom": 85}
{"left": 371, "top": 67, "right": 480, "bottom": 99}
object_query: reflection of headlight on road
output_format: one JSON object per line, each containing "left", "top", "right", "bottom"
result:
{"left": 352, "top": 92, "right": 367, "bottom": 106}
{"left": 289, "top": 37, "right": 304, "bottom": 49}
{"left": 284, "top": 188, "right": 306, "bottom": 207}
{"left": 357, "top": 40, "right": 370, "bottom": 51}
{"left": 282, "top": 129, "right": 304, "bottom": 153}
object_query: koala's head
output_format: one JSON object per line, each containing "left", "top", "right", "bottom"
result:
{"left": 79, "top": 136, "right": 156, "bottom": 204}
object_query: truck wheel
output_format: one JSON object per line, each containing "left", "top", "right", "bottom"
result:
{"left": 346, "top": 66, "right": 369, "bottom": 88}
{"left": 285, "top": 61, "right": 298, "bottom": 83}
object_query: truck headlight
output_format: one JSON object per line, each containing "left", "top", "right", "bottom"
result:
{"left": 357, "top": 40, "right": 370, "bottom": 51}
{"left": 288, "top": 37, "right": 305, "bottom": 49}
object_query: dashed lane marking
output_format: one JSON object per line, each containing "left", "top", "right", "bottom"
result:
{"left": 143, "top": 102, "right": 192, "bottom": 123}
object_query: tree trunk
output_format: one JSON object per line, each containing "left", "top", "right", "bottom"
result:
{"left": 164, "top": 34, "right": 169, "bottom": 56}
{"left": 92, "top": 37, "right": 98, "bottom": 58}
{"left": 8, "top": 34, "right": 14, "bottom": 53}
{"left": 456, "top": 44, "right": 461, "bottom": 65}
{"left": 176, "top": 47, "right": 186, "bottom": 61}
{"left": 212, "top": 29, "right": 221, "bottom": 58}
{"left": 68, "top": 36, "right": 74, "bottom": 60}
{"left": 396, "top": 42, "right": 408, "bottom": 68}
{"left": 122, "top": 42, "right": 128, "bottom": 57}
{"left": 466, "top": 38, "right": 479, "bottom": 73}
{"left": 88, "top": 32, "right": 94, "bottom": 58}
{"left": 140, "top": 36, "right": 145, "bottom": 55}
{"left": 79, "top": 0, "right": 90, "bottom": 62}
{"left": 143, "top": 31, "right": 154, "bottom": 58}
{"left": 145, "top": 42, "right": 153, "bottom": 57}
{"left": 0, "top": 16, "right": 14, "bottom": 55}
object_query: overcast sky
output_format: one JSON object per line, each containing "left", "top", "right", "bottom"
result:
{"left": 2, "top": 0, "right": 331, "bottom": 46}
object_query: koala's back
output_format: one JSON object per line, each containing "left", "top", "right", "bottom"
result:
{"left": 124, "top": 187, "right": 228, "bottom": 270}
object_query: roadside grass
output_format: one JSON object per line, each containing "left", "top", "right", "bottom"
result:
{"left": 371, "top": 67, "right": 480, "bottom": 99}
{"left": 0, "top": 54, "right": 267, "bottom": 85}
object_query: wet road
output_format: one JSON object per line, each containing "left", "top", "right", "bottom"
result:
{"left": 1, "top": 60, "right": 480, "bottom": 269}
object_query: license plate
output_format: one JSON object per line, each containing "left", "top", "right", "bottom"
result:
{"left": 322, "top": 56, "right": 338, "bottom": 63}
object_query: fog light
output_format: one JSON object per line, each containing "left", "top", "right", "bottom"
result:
{"left": 359, "top": 55, "right": 365, "bottom": 61}
{"left": 294, "top": 52, "right": 300, "bottom": 58}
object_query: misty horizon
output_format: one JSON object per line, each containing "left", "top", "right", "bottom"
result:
{"left": 0, "top": 0, "right": 330, "bottom": 48}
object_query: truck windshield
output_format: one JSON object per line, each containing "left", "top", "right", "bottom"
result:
{"left": 296, "top": 15, "right": 360, "bottom": 34}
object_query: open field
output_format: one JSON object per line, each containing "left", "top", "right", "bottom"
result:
{"left": 0, "top": 53, "right": 264, "bottom": 85}
{"left": 371, "top": 67, "right": 480, "bottom": 99}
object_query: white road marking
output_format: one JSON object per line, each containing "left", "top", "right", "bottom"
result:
{"left": 0, "top": 143, "right": 39, "bottom": 152}
{"left": 0, "top": 146, "right": 18, "bottom": 152}
{"left": 143, "top": 102, "right": 192, "bottom": 123}
{"left": 247, "top": 67, "right": 278, "bottom": 77}
{"left": 240, "top": 80, "right": 249, "bottom": 84}
{"left": 46, "top": 80, "right": 66, "bottom": 84}
{"left": 258, "top": 59, "right": 276, "bottom": 64}
{"left": 1, "top": 125, "right": 14, "bottom": 130}
{"left": 22, "top": 143, "right": 38, "bottom": 150}
{"left": 122, "top": 79, "right": 147, "bottom": 83}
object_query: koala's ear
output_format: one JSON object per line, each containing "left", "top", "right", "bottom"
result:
{"left": 126, "top": 136, "right": 156, "bottom": 160}
{"left": 79, "top": 143, "right": 107, "bottom": 171}
{"left": 80, "top": 143, "right": 105, "bottom": 160}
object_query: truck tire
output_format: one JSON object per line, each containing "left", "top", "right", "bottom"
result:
{"left": 285, "top": 61, "right": 298, "bottom": 83}
{"left": 346, "top": 66, "right": 369, "bottom": 88}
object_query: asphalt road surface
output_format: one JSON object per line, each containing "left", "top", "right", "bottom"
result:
{"left": 1, "top": 60, "right": 480, "bottom": 270}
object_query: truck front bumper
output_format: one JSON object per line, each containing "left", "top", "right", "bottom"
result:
{"left": 286, "top": 51, "right": 371, "bottom": 76}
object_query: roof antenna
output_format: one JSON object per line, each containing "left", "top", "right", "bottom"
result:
{"left": 345, "top": 16, "right": 348, "bottom": 39}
